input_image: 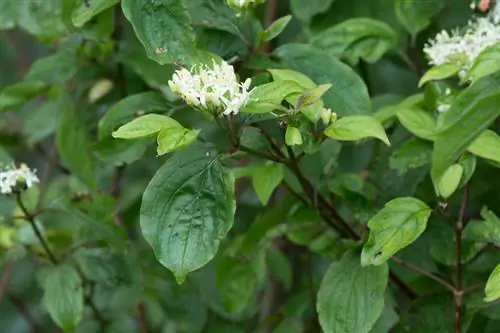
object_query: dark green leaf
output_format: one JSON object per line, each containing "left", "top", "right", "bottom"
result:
{"left": 274, "top": 44, "right": 371, "bottom": 116}
{"left": 361, "top": 197, "right": 432, "bottom": 266}
{"left": 43, "top": 265, "right": 84, "bottom": 332}
{"left": 98, "top": 92, "right": 169, "bottom": 137}
{"left": 267, "top": 247, "right": 293, "bottom": 290}
{"left": 312, "top": 18, "right": 397, "bottom": 65}
{"left": 290, "top": 0, "right": 333, "bottom": 21}
{"left": 71, "top": 0, "right": 119, "bottom": 27}
{"left": 318, "top": 251, "right": 388, "bottom": 333}
{"left": 122, "top": 0, "right": 198, "bottom": 66}
{"left": 57, "top": 105, "right": 95, "bottom": 188}
{"left": 0, "top": 81, "right": 47, "bottom": 111}
{"left": 395, "top": 0, "right": 445, "bottom": 34}
{"left": 140, "top": 146, "right": 235, "bottom": 283}
{"left": 389, "top": 138, "right": 433, "bottom": 175}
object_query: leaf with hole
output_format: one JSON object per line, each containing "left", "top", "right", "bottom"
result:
{"left": 140, "top": 146, "right": 235, "bottom": 283}
{"left": 361, "top": 197, "right": 432, "bottom": 266}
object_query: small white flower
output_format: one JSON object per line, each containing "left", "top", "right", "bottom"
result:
{"left": 226, "top": 0, "right": 265, "bottom": 9}
{"left": 423, "top": 17, "right": 500, "bottom": 78}
{"left": 0, "top": 164, "right": 39, "bottom": 194}
{"left": 445, "top": 88, "right": 452, "bottom": 95}
{"left": 168, "top": 60, "right": 253, "bottom": 116}
{"left": 437, "top": 103, "right": 452, "bottom": 113}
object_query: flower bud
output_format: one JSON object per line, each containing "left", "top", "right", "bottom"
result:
{"left": 285, "top": 126, "right": 303, "bottom": 146}
{"left": 320, "top": 108, "right": 332, "bottom": 125}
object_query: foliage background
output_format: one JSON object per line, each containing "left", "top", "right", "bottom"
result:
{"left": 1, "top": 0, "right": 500, "bottom": 333}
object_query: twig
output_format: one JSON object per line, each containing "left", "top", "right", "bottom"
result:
{"left": 137, "top": 302, "right": 149, "bottom": 333}
{"left": 391, "top": 257, "right": 455, "bottom": 293}
{"left": 0, "top": 264, "right": 13, "bottom": 302}
{"left": 262, "top": 0, "right": 279, "bottom": 53}
{"left": 16, "top": 194, "right": 59, "bottom": 264}
{"left": 454, "top": 184, "right": 469, "bottom": 333}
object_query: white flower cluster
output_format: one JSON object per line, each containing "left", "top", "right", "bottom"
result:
{"left": 226, "top": 0, "right": 265, "bottom": 9}
{"left": 168, "top": 61, "right": 252, "bottom": 116}
{"left": 0, "top": 164, "right": 39, "bottom": 194}
{"left": 423, "top": 17, "right": 500, "bottom": 77}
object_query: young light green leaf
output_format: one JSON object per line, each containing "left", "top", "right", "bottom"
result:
{"left": 431, "top": 73, "right": 500, "bottom": 183}
{"left": 274, "top": 44, "right": 371, "bottom": 116}
{"left": 437, "top": 164, "right": 463, "bottom": 199}
{"left": 469, "top": 44, "right": 500, "bottom": 83}
{"left": 311, "top": 18, "right": 397, "bottom": 65}
{"left": 122, "top": 0, "right": 197, "bottom": 66}
{"left": 463, "top": 207, "right": 500, "bottom": 244}
{"left": 242, "top": 80, "right": 303, "bottom": 114}
{"left": 260, "top": 15, "right": 292, "bottom": 43}
{"left": 71, "top": 0, "right": 119, "bottom": 27}
{"left": 112, "top": 114, "right": 177, "bottom": 139}
{"left": 57, "top": 105, "right": 95, "bottom": 188}
{"left": 296, "top": 84, "right": 333, "bottom": 109}
{"left": 43, "top": 265, "right": 84, "bottom": 332}
{"left": 485, "top": 264, "right": 500, "bottom": 302}
{"left": 268, "top": 68, "right": 315, "bottom": 89}
{"left": 285, "top": 126, "right": 303, "bottom": 146}
{"left": 361, "top": 197, "right": 432, "bottom": 266}
{"left": 467, "top": 129, "right": 500, "bottom": 164}
{"left": 98, "top": 92, "right": 168, "bottom": 137}
{"left": 457, "top": 154, "right": 476, "bottom": 187}
{"left": 325, "top": 115, "right": 390, "bottom": 146}
{"left": 418, "top": 63, "right": 460, "bottom": 87}
{"left": 318, "top": 251, "right": 388, "bottom": 333}
{"left": 140, "top": 146, "right": 235, "bottom": 283}
{"left": 290, "top": 0, "right": 333, "bottom": 21}
{"left": 156, "top": 127, "right": 199, "bottom": 156}
{"left": 252, "top": 164, "right": 284, "bottom": 205}
{"left": 396, "top": 108, "right": 437, "bottom": 141}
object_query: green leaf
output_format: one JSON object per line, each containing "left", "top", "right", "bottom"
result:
{"left": 418, "top": 63, "right": 460, "bottom": 87}
{"left": 274, "top": 44, "right": 371, "bottom": 116}
{"left": 285, "top": 126, "right": 303, "bottom": 146}
{"left": 290, "top": 0, "right": 333, "bottom": 21}
{"left": 43, "top": 265, "right": 84, "bottom": 332}
{"left": 260, "top": 15, "right": 292, "bottom": 43}
{"left": 112, "top": 114, "right": 177, "bottom": 139}
{"left": 467, "top": 129, "right": 500, "bottom": 164}
{"left": 0, "top": 1, "right": 19, "bottom": 29}
{"left": 23, "top": 100, "right": 60, "bottom": 146}
{"left": 437, "top": 164, "right": 463, "bottom": 199}
{"left": 241, "top": 207, "right": 285, "bottom": 254}
{"left": 395, "top": 0, "right": 445, "bottom": 34}
{"left": 0, "top": 81, "right": 47, "bottom": 111}
{"left": 216, "top": 251, "right": 261, "bottom": 314}
{"left": 268, "top": 68, "right": 315, "bottom": 88}
{"left": 71, "top": 0, "right": 119, "bottom": 27}
{"left": 98, "top": 92, "right": 168, "bottom": 137}
{"left": 25, "top": 51, "right": 80, "bottom": 84}
{"left": 431, "top": 73, "right": 500, "bottom": 183}
{"left": 121, "top": 0, "right": 197, "bottom": 66}
{"left": 396, "top": 108, "right": 437, "bottom": 141}
{"left": 389, "top": 138, "right": 433, "bottom": 175}
{"left": 485, "top": 264, "right": 500, "bottom": 302}
{"left": 267, "top": 247, "right": 293, "bottom": 291}
{"left": 156, "top": 127, "right": 199, "bottom": 156}
{"left": 464, "top": 207, "right": 500, "bottom": 244}
{"left": 92, "top": 139, "right": 148, "bottom": 166}
{"left": 17, "top": 0, "right": 67, "bottom": 41}
{"left": 325, "top": 115, "right": 390, "bottom": 145}
{"left": 296, "top": 84, "right": 332, "bottom": 109}
{"left": 140, "top": 146, "right": 235, "bottom": 283}
{"left": 469, "top": 43, "right": 500, "bottom": 83}
{"left": 311, "top": 18, "right": 397, "bottom": 65}
{"left": 252, "top": 164, "right": 284, "bottom": 205}
{"left": 361, "top": 197, "right": 432, "bottom": 266}
{"left": 57, "top": 105, "right": 95, "bottom": 188}
{"left": 242, "top": 80, "right": 303, "bottom": 114}
{"left": 317, "top": 251, "right": 388, "bottom": 333}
